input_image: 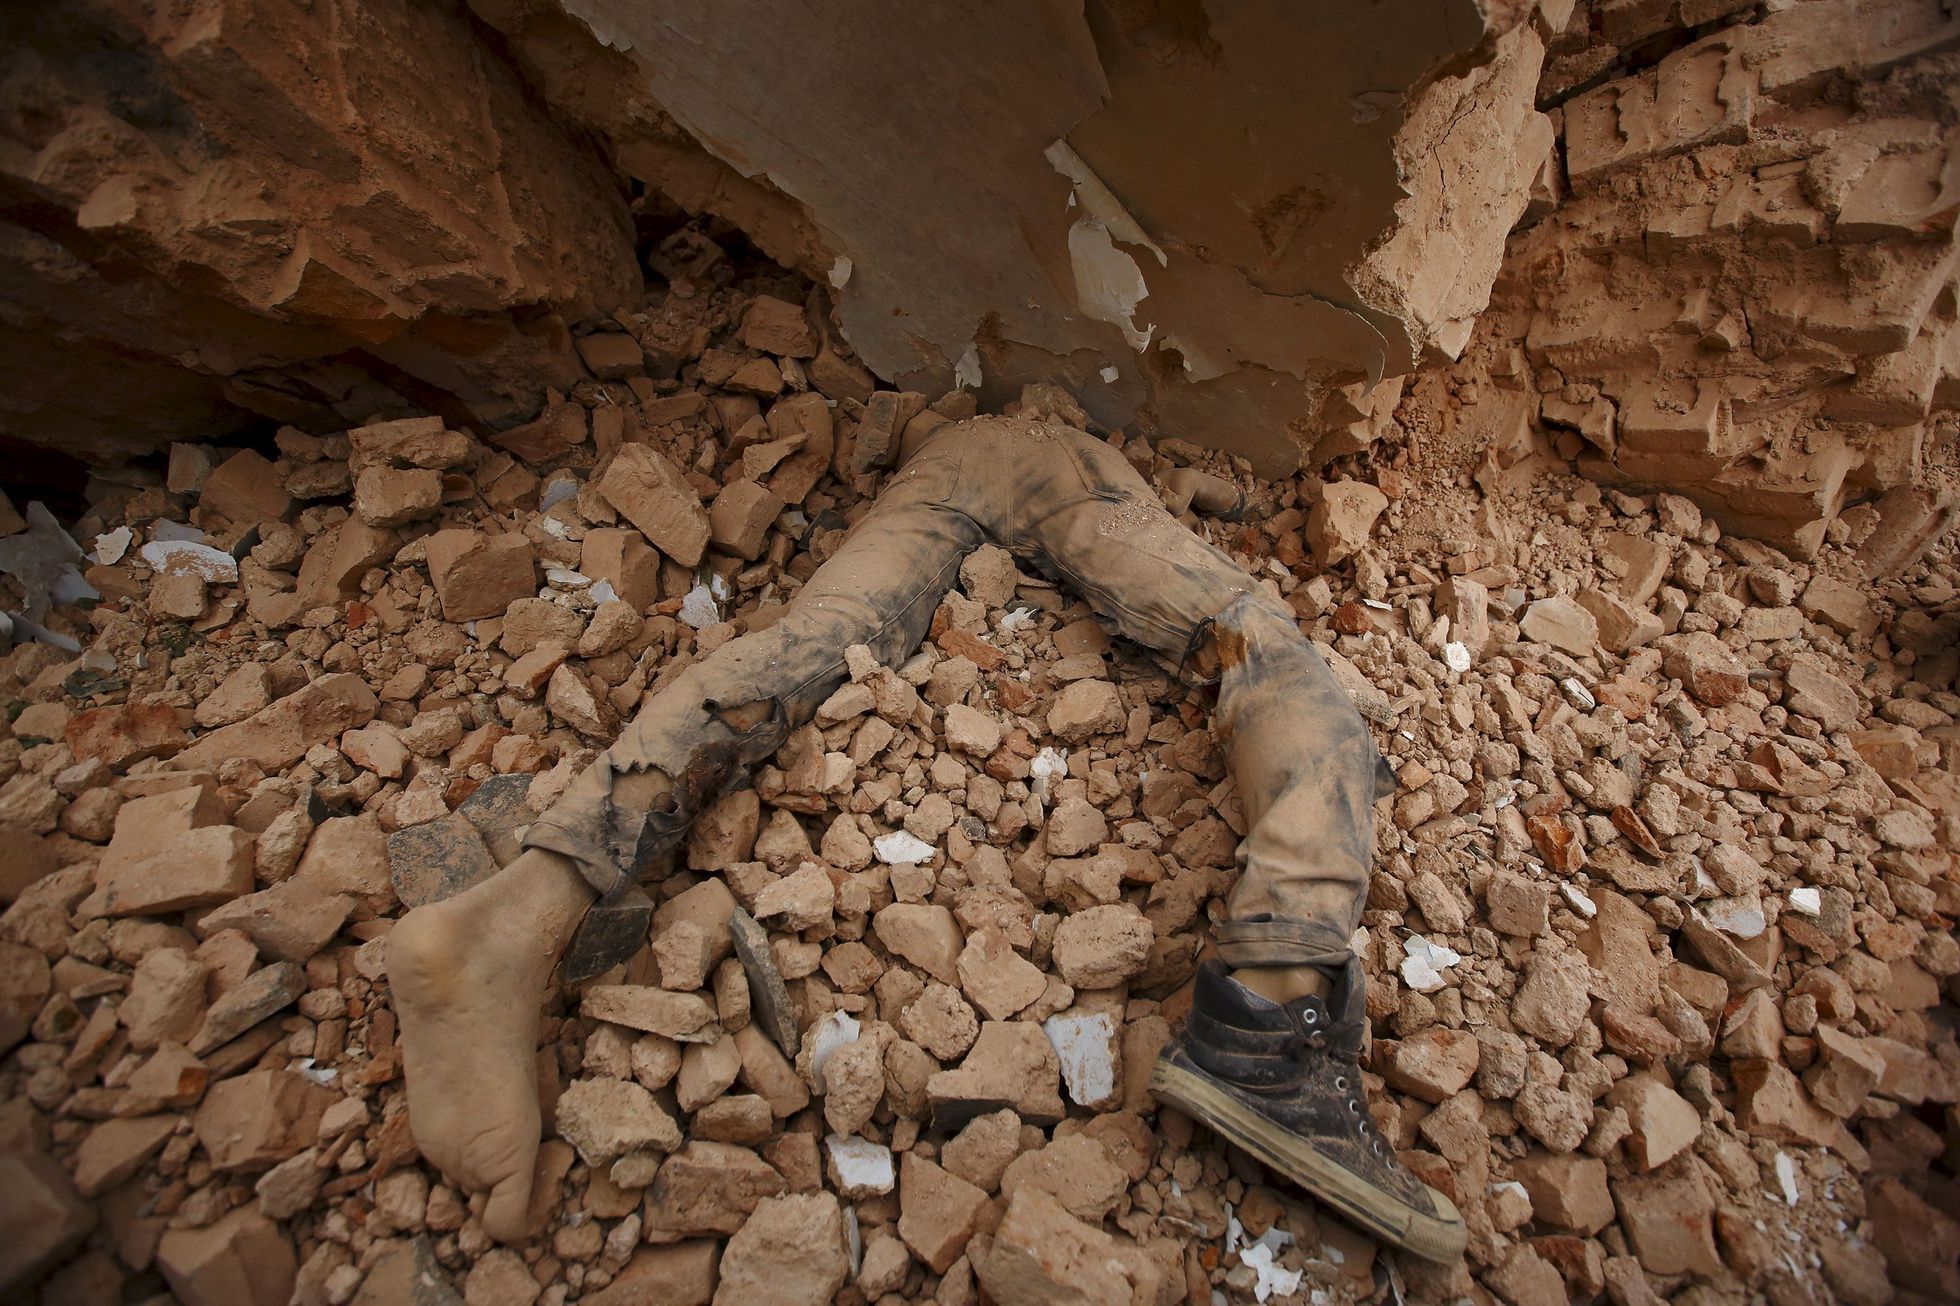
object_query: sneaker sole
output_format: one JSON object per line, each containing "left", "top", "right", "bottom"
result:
{"left": 1150, "top": 1058, "right": 1468, "bottom": 1262}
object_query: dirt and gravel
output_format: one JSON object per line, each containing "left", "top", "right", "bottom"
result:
{"left": 1, "top": 241, "right": 1957, "bottom": 1306}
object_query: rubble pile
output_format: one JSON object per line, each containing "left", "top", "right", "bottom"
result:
{"left": 1, "top": 237, "right": 1957, "bottom": 1306}
{"left": 1340, "top": 0, "right": 1960, "bottom": 558}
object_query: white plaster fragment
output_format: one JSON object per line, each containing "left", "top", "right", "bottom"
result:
{"left": 1443, "top": 641, "right": 1471, "bottom": 673}
{"left": 1705, "top": 895, "right": 1766, "bottom": 939}
{"left": 1042, "top": 1010, "right": 1118, "bottom": 1107}
{"left": 873, "top": 830, "right": 935, "bottom": 865}
{"left": 1400, "top": 934, "right": 1460, "bottom": 993}
{"left": 678, "top": 584, "right": 719, "bottom": 629}
{"left": 140, "top": 539, "right": 237, "bottom": 583}
{"left": 1774, "top": 1151, "right": 1800, "bottom": 1205}
{"left": 808, "top": 1012, "right": 860, "bottom": 1092}
{"left": 825, "top": 1134, "right": 895, "bottom": 1193}
{"left": 829, "top": 255, "right": 853, "bottom": 289}
{"left": 1787, "top": 886, "right": 1821, "bottom": 917}
{"left": 93, "top": 527, "right": 132, "bottom": 565}
{"left": 1561, "top": 883, "right": 1597, "bottom": 919}
{"left": 1066, "top": 217, "right": 1153, "bottom": 352}
{"left": 1240, "top": 1241, "right": 1303, "bottom": 1303}
{"left": 954, "top": 341, "right": 982, "bottom": 389}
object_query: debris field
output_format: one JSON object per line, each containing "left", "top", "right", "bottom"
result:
{"left": 1, "top": 242, "right": 1958, "bottom": 1306}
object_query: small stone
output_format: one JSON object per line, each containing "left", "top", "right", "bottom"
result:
{"left": 707, "top": 480, "right": 783, "bottom": 562}
{"left": 823, "top": 1133, "right": 895, "bottom": 1198}
{"left": 581, "top": 986, "right": 716, "bottom": 1039}
{"left": 1049, "top": 904, "right": 1152, "bottom": 988}
{"left": 1605, "top": 1074, "right": 1700, "bottom": 1170}
{"left": 978, "top": 1184, "right": 1153, "bottom": 1305}
{"left": 555, "top": 1078, "right": 682, "bottom": 1167}
{"left": 1046, "top": 680, "right": 1124, "bottom": 743}
{"left": 714, "top": 1193, "right": 850, "bottom": 1305}
{"left": 1307, "top": 480, "right": 1388, "bottom": 566}
{"left": 927, "top": 1021, "right": 1065, "bottom": 1127}
{"left": 1511, "top": 949, "right": 1592, "bottom": 1047}
{"left": 424, "top": 529, "right": 537, "bottom": 622}
{"left": 387, "top": 813, "right": 500, "bottom": 909}
{"left": 1520, "top": 595, "right": 1600, "bottom": 656}
{"left": 1384, "top": 1026, "right": 1481, "bottom": 1104}
{"left": 598, "top": 445, "right": 709, "bottom": 567}
{"left": 898, "top": 1152, "right": 989, "bottom": 1274}
{"left": 193, "top": 1069, "right": 333, "bottom": 1171}
{"left": 957, "top": 927, "right": 1046, "bottom": 1020}
{"left": 1659, "top": 632, "right": 1748, "bottom": 706}
{"left": 871, "top": 904, "right": 964, "bottom": 983}
{"left": 190, "top": 962, "right": 304, "bottom": 1055}
{"left": 1043, "top": 1007, "right": 1120, "bottom": 1110}
{"left": 1510, "top": 1152, "right": 1613, "bottom": 1235}
{"left": 0, "top": 1149, "right": 95, "bottom": 1289}
{"left": 1611, "top": 1156, "right": 1722, "bottom": 1277}
{"left": 157, "top": 1206, "right": 296, "bottom": 1306}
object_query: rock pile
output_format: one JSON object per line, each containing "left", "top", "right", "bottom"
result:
{"left": 0, "top": 237, "right": 1955, "bottom": 1306}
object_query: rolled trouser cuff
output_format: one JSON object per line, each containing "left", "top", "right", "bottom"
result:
{"left": 1215, "top": 914, "right": 1355, "bottom": 969}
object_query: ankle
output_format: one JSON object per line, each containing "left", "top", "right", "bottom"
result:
{"left": 1230, "top": 965, "right": 1330, "bottom": 1004}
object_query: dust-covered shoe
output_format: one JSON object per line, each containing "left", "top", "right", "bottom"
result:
{"left": 1149, "top": 959, "right": 1467, "bottom": 1261}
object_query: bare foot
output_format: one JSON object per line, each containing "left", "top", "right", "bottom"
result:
{"left": 390, "top": 849, "right": 592, "bottom": 1242}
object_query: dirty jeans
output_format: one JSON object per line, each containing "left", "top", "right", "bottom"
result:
{"left": 524, "top": 417, "right": 1383, "bottom": 978}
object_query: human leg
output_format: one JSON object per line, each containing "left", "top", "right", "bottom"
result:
{"left": 394, "top": 441, "right": 979, "bottom": 1238}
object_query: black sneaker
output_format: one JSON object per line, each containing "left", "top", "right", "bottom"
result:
{"left": 1150, "top": 959, "right": 1467, "bottom": 1260}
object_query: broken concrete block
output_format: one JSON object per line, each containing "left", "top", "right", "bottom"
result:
{"left": 175, "top": 674, "right": 377, "bottom": 771}
{"left": 1307, "top": 480, "right": 1388, "bottom": 566}
{"left": 425, "top": 528, "right": 537, "bottom": 622}
{"left": 957, "top": 925, "right": 1046, "bottom": 1021}
{"left": 577, "top": 332, "right": 645, "bottom": 378}
{"left": 555, "top": 1077, "right": 682, "bottom": 1167}
{"left": 194, "top": 1069, "right": 333, "bottom": 1172}
{"left": 978, "top": 1184, "right": 1150, "bottom": 1306}
{"left": 583, "top": 985, "right": 716, "bottom": 1039}
{"left": 197, "top": 879, "right": 353, "bottom": 964}
{"left": 1042, "top": 1006, "right": 1121, "bottom": 1110}
{"left": 1049, "top": 903, "right": 1151, "bottom": 988}
{"left": 0, "top": 1149, "right": 95, "bottom": 1291}
{"left": 157, "top": 1206, "right": 296, "bottom": 1306}
{"left": 897, "top": 1152, "right": 989, "bottom": 1274}
{"left": 1046, "top": 679, "right": 1124, "bottom": 743}
{"left": 91, "top": 825, "right": 255, "bottom": 917}
{"left": 581, "top": 528, "right": 664, "bottom": 612}
{"left": 1520, "top": 594, "right": 1599, "bottom": 656}
{"left": 199, "top": 449, "right": 292, "bottom": 526}
{"left": 708, "top": 479, "right": 783, "bottom": 562}
{"left": 189, "top": 962, "right": 305, "bottom": 1055}
{"left": 643, "top": 1141, "right": 787, "bottom": 1240}
{"left": 713, "top": 1193, "right": 849, "bottom": 1305}
{"left": 928, "top": 1020, "right": 1065, "bottom": 1127}
{"left": 599, "top": 445, "right": 709, "bottom": 566}
{"left": 738, "top": 296, "right": 818, "bottom": 357}
{"left": 73, "top": 1114, "right": 180, "bottom": 1196}
{"left": 871, "top": 903, "right": 964, "bottom": 983}
{"left": 354, "top": 465, "right": 442, "bottom": 527}
{"left": 1659, "top": 632, "right": 1747, "bottom": 706}
{"left": 63, "top": 703, "right": 191, "bottom": 771}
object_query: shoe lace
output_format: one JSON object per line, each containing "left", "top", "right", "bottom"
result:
{"left": 1287, "top": 1007, "right": 1392, "bottom": 1161}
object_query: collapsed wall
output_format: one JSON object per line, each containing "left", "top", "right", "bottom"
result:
{"left": 1, "top": 0, "right": 1956, "bottom": 557}
{"left": 1422, "top": 0, "right": 1960, "bottom": 558}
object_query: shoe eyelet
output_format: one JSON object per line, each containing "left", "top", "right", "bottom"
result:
{"left": 1334, "top": 1076, "right": 1348, "bottom": 1092}
{"left": 1302, "top": 1010, "right": 1318, "bottom": 1025}
{"left": 1347, "top": 1100, "right": 1360, "bottom": 1114}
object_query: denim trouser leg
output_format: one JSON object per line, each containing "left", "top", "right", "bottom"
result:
{"left": 525, "top": 417, "right": 1381, "bottom": 977}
